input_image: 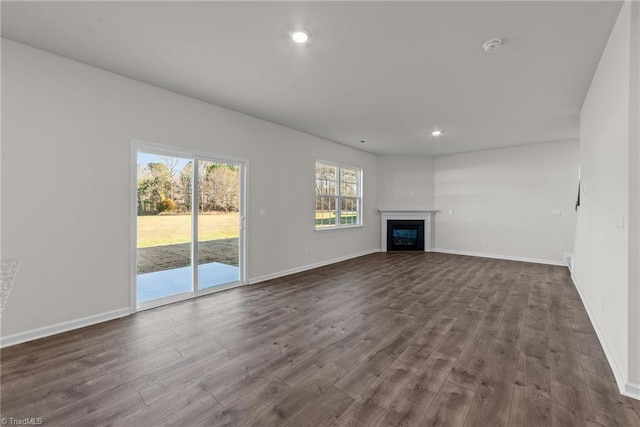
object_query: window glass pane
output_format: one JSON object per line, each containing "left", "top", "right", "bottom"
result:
{"left": 331, "top": 181, "right": 338, "bottom": 195}
{"left": 340, "top": 182, "right": 358, "bottom": 197}
{"left": 316, "top": 163, "right": 337, "bottom": 181}
{"left": 340, "top": 198, "right": 360, "bottom": 225}
{"left": 316, "top": 179, "right": 336, "bottom": 196}
{"left": 316, "top": 163, "right": 338, "bottom": 196}
{"left": 340, "top": 168, "right": 358, "bottom": 184}
{"left": 316, "top": 197, "right": 337, "bottom": 228}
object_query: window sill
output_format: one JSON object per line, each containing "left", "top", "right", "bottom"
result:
{"left": 314, "top": 224, "right": 363, "bottom": 232}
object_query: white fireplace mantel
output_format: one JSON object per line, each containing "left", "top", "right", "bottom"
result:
{"left": 379, "top": 210, "right": 437, "bottom": 252}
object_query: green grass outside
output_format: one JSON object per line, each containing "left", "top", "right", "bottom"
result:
{"left": 137, "top": 213, "right": 239, "bottom": 248}
{"left": 138, "top": 212, "right": 357, "bottom": 247}
{"left": 315, "top": 212, "right": 357, "bottom": 226}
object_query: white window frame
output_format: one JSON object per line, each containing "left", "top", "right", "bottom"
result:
{"left": 315, "top": 160, "right": 363, "bottom": 231}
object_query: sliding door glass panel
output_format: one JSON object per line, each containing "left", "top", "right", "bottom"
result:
{"left": 196, "top": 159, "right": 240, "bottom": 290}
{"left": 136, "top": 152, "right": 193, "bottom": 304}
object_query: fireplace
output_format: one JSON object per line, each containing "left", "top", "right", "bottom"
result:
{"left": 379, "top": 210, "right": 436, "bottom": 252}
{"left": 387, "top": 220, "right": 425, "bottom": 251}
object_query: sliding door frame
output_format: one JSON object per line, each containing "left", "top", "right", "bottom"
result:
{"left": 129, "top": 139, "right": 248, "bottom": 313}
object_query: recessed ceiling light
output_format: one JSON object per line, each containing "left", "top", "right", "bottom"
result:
{"left": 431, "top": 130, "right": 444, "bottom": 137}
{"left": 292, "top": 31, "right": 309, "bottom": 44}
{"left": 482, "top": 38, "right": 502, "bottom": 52}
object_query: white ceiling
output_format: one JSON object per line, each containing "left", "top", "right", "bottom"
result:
{"left": 1, "top": 1, "right": 622, "bottom": 155}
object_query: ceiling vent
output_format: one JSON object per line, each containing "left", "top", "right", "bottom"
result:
{"left": 482, "top": 38, "right": 502, "bottom": 52}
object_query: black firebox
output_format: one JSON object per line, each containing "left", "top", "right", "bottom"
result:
{"left": 387, "top": 220, "right": 425, "bottom": 251}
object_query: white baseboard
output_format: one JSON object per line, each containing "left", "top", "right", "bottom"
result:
{"left": 0, "top": 250, "right": 380, "bottom": 348}
{"left": 433, "top": 248, "right": 567, "bottom": 267}
{"left": 0, "top": 307, "right": 130, "bottom": 348}
{"left": 625, "top": 382, "right": 640, "bottom": 400}
{"left": 249, "top": 248, "right": 380, "bottom": 285}
{"left": 570, "top": 274, "right": 640, "bottom": 400}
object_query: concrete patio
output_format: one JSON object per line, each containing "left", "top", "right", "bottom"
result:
{"left": 136, "top": 238, "right": 239, "bottom": 303}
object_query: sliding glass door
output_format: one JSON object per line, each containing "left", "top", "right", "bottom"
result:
{"left": 196, "top": 160, "right": 240, "bottom": 290}
{"left": 134, "top": 144, "right": 244, "bottom": 309}
{"left": 136, "top": 152, "right": 193, "bottom": 304}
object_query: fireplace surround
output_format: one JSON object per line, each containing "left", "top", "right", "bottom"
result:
{"left": 379, "top": 210, "right": 436, "bottom": 252}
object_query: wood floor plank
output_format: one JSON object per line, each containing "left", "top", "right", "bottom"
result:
{"left": 251, "top": 363, "right": 347, "bottom": 426}
{"left": 193, "top": 378, "right": 291, "bottom": 427}
{"left": 1, "top": 252, "right": 637, "bottom": 426}
{"left": 210, "top": 346, "right": 314, "bottom": 407}
{"left": 464, "top": 381, "right": 513, "bottom": 427}
{"left": 550, "top": 401, "right": 598, "bottom": 427}
{"left": 550, "top": 380, "right": 598, "bottom": 426}
{"left": 45, "top": 388, "right": 146, "bottom": 426}
{"left": 334, "top": 351, "right": 395, "bottom": 399}
{"left": 113, "top": 381, "right": 222, "bottom": 427}
{"left": 376, "top": 351, "right": 456, "bottom": 426}
{"left": 460, "top": 339, "right": 519, "bottom": 426}
{"left": 580, "top": 354, "right": 640, "bottom": 426}
{"left": 509, "top": 371, "right": 553, "bottom": 426}
{"left": 396, "top": 315, "right": 456, "bottom": 366}
{"left": 333, "top": 359, "right": 417, "bottom": 426}
{"left": 281, "top": 386, "right": 354, "bottom": 427}
{"left": 420, "top": 380, "right": 475, "bottom": 426}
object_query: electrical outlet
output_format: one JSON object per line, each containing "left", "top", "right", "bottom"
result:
{"left": 602, "top": 296, "right": 605, "bottom": 310}
{"left": 304, "top": 247, "right": 309, "bottom": 254}
{"left": 482, "top": 239, "right": 488, "bottom": 246}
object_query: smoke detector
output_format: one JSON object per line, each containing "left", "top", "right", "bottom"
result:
{"left": 482, "top": 38, "right": 502, "bottom": 52}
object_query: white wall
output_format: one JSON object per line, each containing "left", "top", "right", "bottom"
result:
{"left": 376, "top": 156, "right": 434, "bottom": 210}
{"left": 573, "top": 0, "right": 639, "bottom": 398}
{"left": 434, "top": 141, "right": 579, "bottom": 264}
{"left": 0, "top": 39, "right": 379, "bottom": 341}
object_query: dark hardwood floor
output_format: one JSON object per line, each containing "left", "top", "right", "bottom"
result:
{"left": 1, "top": 253, "right": 639, "bottom": 426}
